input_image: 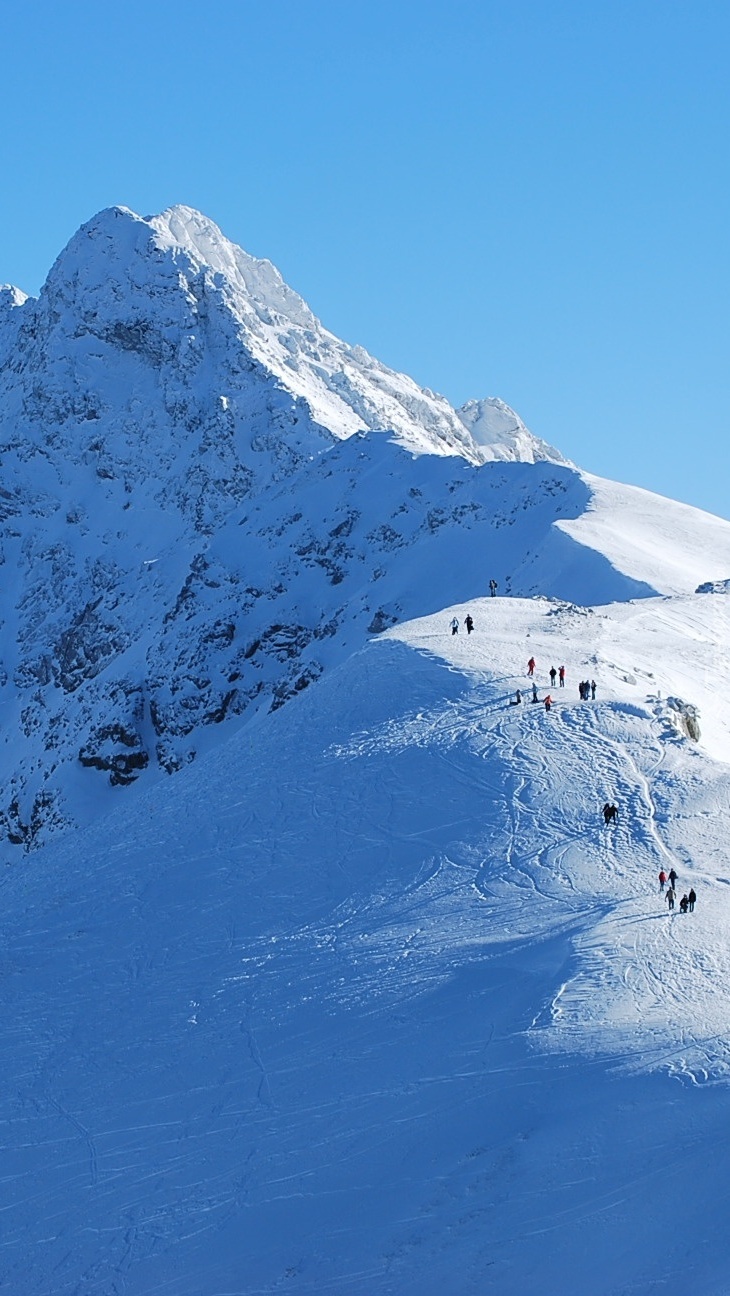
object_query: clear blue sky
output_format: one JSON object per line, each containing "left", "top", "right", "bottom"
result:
{"left": 2, "top": 1, "right": 729, "bottom": 516}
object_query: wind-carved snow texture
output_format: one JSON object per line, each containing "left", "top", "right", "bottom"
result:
{"left": 2, "top": 202, "right": 730, "bottom": 853}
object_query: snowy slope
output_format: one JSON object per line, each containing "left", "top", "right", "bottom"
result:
{"left": 2, "top": 592, "right": 730, "bottom": 1294}
{"left": 2, "top": 205, "right": 730, "bottom": 850}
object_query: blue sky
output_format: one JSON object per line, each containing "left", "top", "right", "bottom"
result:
{"left": 2, "top": 0, "right": 728, "bottom": 516}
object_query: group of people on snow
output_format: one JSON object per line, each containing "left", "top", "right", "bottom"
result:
{"left": 521, "top": 658, "right": 597, "bottom": 711}
{"left": 450, "top": 614, "right": 475, "bottom": 635}
{"left": 658, "top": 868, "right": 697, "bottom": 914}
{"left": 448, "top": 619, "right": 704, "bottom": 924}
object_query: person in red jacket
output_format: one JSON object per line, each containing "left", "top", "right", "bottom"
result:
{"left": 659, "top": 870, "right": 667, "bottom": 892}
{"left": 527, "top": 656, "right": 536, "bottom": 676}
{"left": 544, "top": 695, "right": 552, "bottom": 712}
{"left": 558, "top": 665, "right": 565, "bottom": 687}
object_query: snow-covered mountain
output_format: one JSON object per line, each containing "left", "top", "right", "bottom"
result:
{"left": 2, "top": 204, "right": 730, "bottom": 850}
{"left": 4, "top": 206, "right": 730, "bottom": 1294}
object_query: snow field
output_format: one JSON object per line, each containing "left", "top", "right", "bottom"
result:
{"left": 2, "top": 592, "right": 730, "bottom": 1292}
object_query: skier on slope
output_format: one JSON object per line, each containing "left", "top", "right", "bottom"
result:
{"left": 527, "top": 656, "right": 536, "bottom": 677}
{"left": 544, "top": 694, "right": 553, "bottom": 712}
{"left": 531, "top": 683, "right": 539, "bottom": 704}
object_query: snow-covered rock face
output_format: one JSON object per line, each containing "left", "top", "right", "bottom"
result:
{"left": 2, "top": 204, "right": 730, "bottom": 849}
{"left": 457, "top": 395, "right": 568, "bottom": 464}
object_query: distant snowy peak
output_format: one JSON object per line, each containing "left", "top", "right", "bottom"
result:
{"left": 40, "top": 203, "right": 563, "bottom": 466}
{"left": 2, "top": 203, "right": 563, "bottom": 468}
{"left": 457, "top": 396, "right": 568, "bottom": 465}
{"left": 33, "top": 204, "right": 479, "bottom": 462}
{"left": 0, "top": 284, "right": 28, "bottom": 308}
{"left": 0, "top": 284, "right": 28, "bottom": 364}
{"left": 147, "top": 205, "right": 484, "bottom": 461}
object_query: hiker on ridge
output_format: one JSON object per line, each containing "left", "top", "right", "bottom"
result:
{"left": 451, "top": 617, "right": 459, "bottom": 636}
{"left": 465, "top": 613, "right": 474, "bottom": 634}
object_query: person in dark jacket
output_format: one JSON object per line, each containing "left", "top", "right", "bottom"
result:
{"left": 668, "top": 868, "right": 678, "bottom": 890}
{"left": 591, "top": 679, "right": 597, "bottom": 699}
{"left": 679, "top": 894, "right": 689, "bottom": 914}
{"left": 549, "top": 666, "right": 557, "bottom": 686}
{"left": 666, "top": 886, "right": 675, "bottom": 911}
{"left": 688, "top": 887, "right": 697, "bottom": 912}
{"left": 465, "top": 613, "right": 474, "bottom": 634}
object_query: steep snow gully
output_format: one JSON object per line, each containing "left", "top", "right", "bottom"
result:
{"left": 2, "top": 205, "right": 730, "bottom": 1294}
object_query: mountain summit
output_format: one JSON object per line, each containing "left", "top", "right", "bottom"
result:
{"left": 4, "top": 202, "right": 554, "bottom": 471}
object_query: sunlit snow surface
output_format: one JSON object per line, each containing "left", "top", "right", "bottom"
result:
{"left": 3, "top": 593, "right": 730, "bottom": 1294}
